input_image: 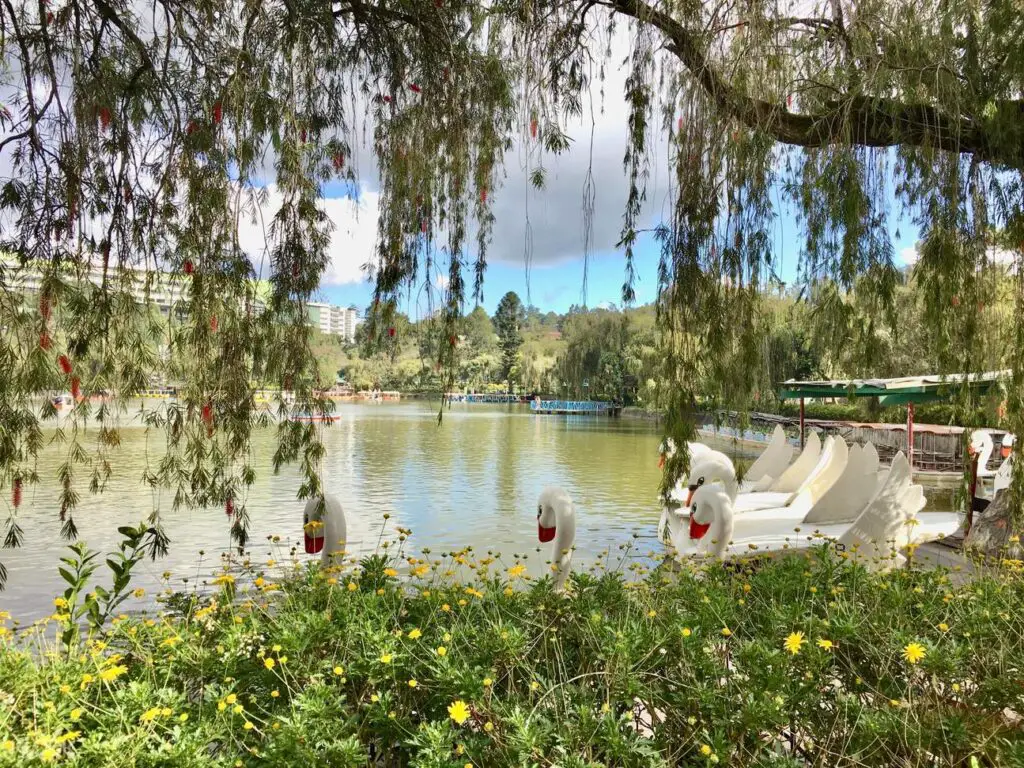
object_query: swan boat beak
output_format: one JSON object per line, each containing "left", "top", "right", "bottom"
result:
{"left": 538, "top": 523, "right": 556, "bottom": 543}
{"left": 304, "top": 518, "right": 325, "bottom": 554}
{"left": 683, "top": 484, "right": 699, "bottom": 507}
{"left": 689, "top": 517, "right": 711, "bottom": 540}
{"left": 1002, "top": 446, "right": 1012, "bottom": 459}
{"left": 657, "top": 454, "right": 665, "bottom": 469}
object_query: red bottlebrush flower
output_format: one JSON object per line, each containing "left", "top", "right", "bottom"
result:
{"left": 530, "top": 118, "right": 538, "bottom": 138}
{"left": 409, "top": 83, "right": 421, "bottom": 93}
{"left": 12, "top": 477, "right": 22, "bottom": 509}
{"left": 99, "top": 107, "right": 111, "bottom": 131}
{"left": 212, "top": 101, "right": 223, "bottom": 124}
{"left": 39, "top": 294, "right": 52, "bottom": 321}
{"left": 39, "top": 331, "right": 52, "bottom": 350}
{"left": 71, "top": 377, "right": 81, "bottom": 400}
{"left": 952, "top": 295, "right": 961, "bottom": 307}
{"left": 186, "top": 120, "right": 199, "bottom": 136}
{"left": 480, "top": 187, "right": 488, "bottom": 204}
{"left": 210, "top": 315, "right": 218, "bottom": 332}
{"left": 58, "top": 354, "right": 72, "bottom": 375}
{"left": 388, "top": 327, "right": 396, "bottom": 338}
{"left": 382, "top": 95, "right": 392, "bottom": 103}
{"left": 225, "top": 497, "right": 234, "bottom": 517}
{"left": 202, "top": 402, "right": 214, "bottom": 425}
{"left": 183, "top": 259, "right": 194, "bottom": 275}
{"left": 332, "top": 152, "right": 345, "bottom": 171}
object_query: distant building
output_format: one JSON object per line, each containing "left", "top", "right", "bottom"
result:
{"left": 306, "top": 302, "right": 359, "bottom": 343}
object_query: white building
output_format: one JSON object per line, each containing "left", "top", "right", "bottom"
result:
{"left": 306, "top": 302, "right": 359, "bottom": 343}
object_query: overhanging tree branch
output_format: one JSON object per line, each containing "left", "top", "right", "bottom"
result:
{"left": 609, "top": 0, "right": 1023, "bottom": 169}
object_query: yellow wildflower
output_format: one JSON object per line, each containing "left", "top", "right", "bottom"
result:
{"left": 212, "top": 574, "right": 235, "bottom": 586}
{"left": 458, "top": 599, "right": 467, "bottom": 606}
{"left": 938, "top": 623, "right": 950, "bottom": 633}
{"left": 448, "top": 700, "right": 471, "bottom": 725}
{"left": 41, "top": 748, "right": 58, "bottom": 762}
{"left": 700, "top": 744, "right": 712, "bottom": 756}
{"left": 279, "top": 656, "right": 288, "bottom": 664}
{"left": 264, "top": 658, "right": 276, "bottom": 670}
{"left": 333, "top": 666, "right": 344, "bottom": 676}
{"left": 503, "top": 587, "right": 514, "bottom": 597}
{"left": 720, "top": 628, "right": 732, "bottom": 637}
{"left": 681, "top": 627, "right": 692, "bottom": 638}
{"left": 407, "top": 628, "right": 422, "bottom": 640}
{"left": 233, "top": 705, "right": 244, "bottom": 715}
{"left": 379, "top": 653, "right": 393, "bottom": 664}
{"left": 243, "top": 721, "right": 254, "bottom": 731}
{"left": 347, "top": 582, "right": 358, "bottom": 592}
{"left": 70, "top": 708, "right": 82, "bottom": 721}
{"left": 179, "top": 713, "right": 189, "bottom": 722}
{"left": 902, "top": 642, "right": 926, "bottom": 665}
{"left": 53, "top": 597, "right": 68, "bottom": 609}
{"left": 442, "top": 603, "right": 451, "bottom": 612}
{"left": 218, "top": 701, "right": 227, "bottom": 711}
{"left": 530, "top": 681, "right": 540, "bottom": 691}
{"left": 226, "top": 694, "right": 238, "bottom": 705}
{"left": 647, "top": 610, "right": 657, "bottom": 618}
{"left": 133, "top": 588, "right": 146, "bottom": 598}
{"left": 408, "top": 679, "right": 418, "bottom": 688}
{"left": 2, "top": 740, "right": 12, "bottom": 752}
{"left": 816, "top": 638, "right": 834, "bottom": 651}
{"left": 443, "top": 633, "right": 452, "bottom": 642}
{"left": 140, "top": 707, "right": 162, "bottom": 723}
{"left": 100, "top": 664, "right": 128, "bottom": 682}
{"left": 271, "top": 690, "right": 280, "bottom": 698}
{"left": 384, "top": 568, "right": 398, "bottom": 577}
{"left": 435, "top": 646, "right": 447, "bottom": 657}
{"left": 783, "top": 632, "right": 806, "bottom": 655}
{"left": 483, "top": 722, "right": 494, "bottom": 732}
{"left": 483, "top": 677, "right": 493, "bottom": 687}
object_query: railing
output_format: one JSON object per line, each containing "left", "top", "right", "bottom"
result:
{"left": 530, "top": 399, "right": 618, "bottom": 413}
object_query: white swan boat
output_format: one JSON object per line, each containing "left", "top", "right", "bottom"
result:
{"left": 664, "top": 451, "right": 962, "bottom": 570}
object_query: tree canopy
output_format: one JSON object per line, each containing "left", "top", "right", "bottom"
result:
{"left": 3, "top": 0, "right": 1024, "bottom": 582}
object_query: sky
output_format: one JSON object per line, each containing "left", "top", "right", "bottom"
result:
{"left": 230, "top": 27, "right": 926, "bottom": 319}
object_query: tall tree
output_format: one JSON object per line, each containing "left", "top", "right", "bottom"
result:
{"left": 493, "top": 292, "right": 526, "bottom": 392}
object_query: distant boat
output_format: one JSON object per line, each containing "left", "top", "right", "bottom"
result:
{"left": 290, "top": 412, "right": 338, "bottom": 424}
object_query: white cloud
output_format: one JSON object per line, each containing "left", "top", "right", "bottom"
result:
{"left": 898, "top": 245, "right": 919, "bottom": 265}
{"left": 236, "top": 184, "right": 379, "bottom": 286}
{"left": 899, "top": 243, "right": 1018, "bottom": 270}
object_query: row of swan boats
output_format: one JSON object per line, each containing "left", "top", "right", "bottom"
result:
{"left": 299, "top": 425, "right": 1014, "bottom": 590}
{"left": 656, "top": 426, "right": 1015, "bottom": 568}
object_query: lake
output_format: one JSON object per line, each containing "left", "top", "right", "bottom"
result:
{"left": 0, "top": 402, "right": 957, "bottom": 621}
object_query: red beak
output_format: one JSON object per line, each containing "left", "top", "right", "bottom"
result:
{"left": 305, "top": 532, "right": 324, "bottom": 554}
{"left": 689, "top": 518, "right": 711, "bottom": 540}
{"left": 1002, "top": 447, "right": 1012, "bottom": 458}
{"left": 657, "top": 455, "right": 665, "bottom": 469}
{"left": 538, "top": 524, "right": 556, "bottom": 543}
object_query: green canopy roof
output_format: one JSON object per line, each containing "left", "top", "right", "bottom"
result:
{"left": 778, "top": 370, "right": 1008, "bottom": 406}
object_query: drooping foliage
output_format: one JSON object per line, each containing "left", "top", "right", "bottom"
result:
{"left": 2, "top": 0, "right": 1024, "bottom": 583}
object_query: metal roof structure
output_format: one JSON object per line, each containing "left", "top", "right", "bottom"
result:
{"left": 778, "top": 370, "right": 1008, "bottom": 406}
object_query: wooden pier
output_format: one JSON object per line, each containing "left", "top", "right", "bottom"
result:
{"left": 445, "top": 392, "right": 525, "bottom": 404}
{"left": 530, "top": 399, "right": 621, "bottom": 416}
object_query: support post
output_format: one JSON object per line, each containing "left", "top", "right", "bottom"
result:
{"left": 799, "top": 397, "right": 805, "bottom": 449}
{"left": 966, "top": 453, "right": 979, "bottom": 537}
{"left": 907, "top": 402, "right": 915, "bottom": 472}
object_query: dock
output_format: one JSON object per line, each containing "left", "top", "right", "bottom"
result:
{"left": 530, "top": 399, "right": 621, "bottom": 416}
{"left": 445, "top": 393, "right": 525, "bottom": 404}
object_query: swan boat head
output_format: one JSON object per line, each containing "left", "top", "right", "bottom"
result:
{"left": 683, "top": 483, "right": 735, "bottom": 560}
{"left": 1001, "top": 432, "right": 1015, "bottom": 459}
{"left": 537, "top": 487, "right": 577, "bottom": 590}
{"left": 302, "top": 494, "right": 347, "bottom": 565}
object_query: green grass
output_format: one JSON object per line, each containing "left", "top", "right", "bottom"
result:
{"left": 1, "top": 533, "right": 1023, "bottom": 767}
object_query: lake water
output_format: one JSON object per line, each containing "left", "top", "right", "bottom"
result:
{"left": 0, "top": 402, "right": 958, "bottom": 621}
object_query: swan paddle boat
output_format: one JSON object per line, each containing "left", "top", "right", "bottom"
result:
{"left": 970, "top": 429, "right": 1014, "bottom": 512}
{"left": 662, "top": 450, "right": 962, "bottom": 570}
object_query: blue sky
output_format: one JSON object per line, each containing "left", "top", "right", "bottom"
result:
{"left": 312, "top": 192, "right": 921, "bottom": 317}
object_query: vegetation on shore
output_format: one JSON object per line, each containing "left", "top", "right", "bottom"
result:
{"left": 2, "top": 528, "right": 1023, "bottom": 767}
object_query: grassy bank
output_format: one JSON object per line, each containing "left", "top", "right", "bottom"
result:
{"left": 1, "top": 540, "right": 1022, "bottom": 766}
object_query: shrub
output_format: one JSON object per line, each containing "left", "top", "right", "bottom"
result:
{"left": 1, "top": 538, "right": 1022, "bottom": 766}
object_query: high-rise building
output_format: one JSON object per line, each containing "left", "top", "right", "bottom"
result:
{"left": 306, "top": 302, "right": 359, "bottom": 343}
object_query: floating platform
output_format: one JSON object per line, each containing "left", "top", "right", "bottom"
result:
{"left": 530, "top": 399, "right": 621, "bottom": 416}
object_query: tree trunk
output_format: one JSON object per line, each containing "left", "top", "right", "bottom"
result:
{"left": 964, "top": 491, "right": 1024, "bottom": 562}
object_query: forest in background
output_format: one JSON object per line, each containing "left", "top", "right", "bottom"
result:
{"left": 318, "top": 261, "right": 1016, "bottom": 427}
